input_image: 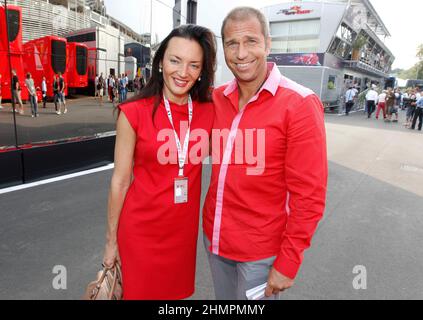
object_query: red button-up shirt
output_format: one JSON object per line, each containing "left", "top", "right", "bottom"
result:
{"left": 203, "top": 63, "right": 328, "bottom": 279}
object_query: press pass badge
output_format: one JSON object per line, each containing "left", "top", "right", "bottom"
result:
{"left": 174, "top": 177, "right": 188, "bottom": 204}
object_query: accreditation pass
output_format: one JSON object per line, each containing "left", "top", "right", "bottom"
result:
{"left": 174, "top": 177, "right": 188, "bottom": 204}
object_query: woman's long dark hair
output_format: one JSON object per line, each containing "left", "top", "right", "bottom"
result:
{"left": 120, "top": 24, "right": 217, "bottom": 124}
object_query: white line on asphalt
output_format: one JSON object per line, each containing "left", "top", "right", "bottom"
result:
{"left": 0, "top": 164, "right": 115, "bottom": 195}
{"left": 338, "top": 109, "right": 365, "bottom": 116}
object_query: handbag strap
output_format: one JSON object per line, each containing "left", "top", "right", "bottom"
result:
{"left": 108, "top": 267, "right": 118, "bottom": 300}
{"left": 91, "top": 268, "right": 109, "bottom": 300}
{"left": 91, "top": 263, "right": 122, "bottom": 300}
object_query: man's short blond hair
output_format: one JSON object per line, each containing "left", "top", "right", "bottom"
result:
{"left": 221, "top": 7, "right": 270, "bottom": 42}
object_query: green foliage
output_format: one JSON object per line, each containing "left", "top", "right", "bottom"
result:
{"left": 398, "top": 62, "right": 423, "bottom": 80}
{"left": 352, "top": 34, "right": 367, "bottom": 50}
{"left": 397, "top": 44, "right": 423, "bottom": 80}
{"left": 417, "top": 44, "right": 423, "bottom": 60}
{"left": 391, "top": 68, "right": 404, "bottom": 76}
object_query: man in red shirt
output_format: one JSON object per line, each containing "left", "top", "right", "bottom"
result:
{"left": 203, "top": 7, "right": 328, "bottom": 300}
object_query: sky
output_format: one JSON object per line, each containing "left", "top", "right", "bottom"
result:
{"left": 104, "top": 0, "right": 422, "bottom": 70}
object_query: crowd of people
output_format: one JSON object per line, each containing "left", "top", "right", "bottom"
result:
{"left": 0, "top": 70, "right": 67, "bottom": 118}
{"left": 345, "top": 84, "right": 423, "bottom": 131}
{"left": 94, "top": 72, "right": 145, "bottom": 106}
{"left": 1, "top": 70, "right": 147, "bottom": 115}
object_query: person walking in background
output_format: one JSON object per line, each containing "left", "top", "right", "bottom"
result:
{"left": 117, "top": 74, "right": 122, "bottom": 103}
{"left": 25, "top": 72, "right": 38, "bottom": 118}
{"left": 94, "top": 74, "right": 99, "bottom": 99}
{"left": 119, "top": 75, "right": 125, "bottom": 103}
{"left": 58, "top": 72, "right": 67, "bottom": 114}
{"left": 120, "top": 74, "right": 126, "bottom": 102}
{"left": 415, "top": 87, "right": 421, "bottom": 100}
{"left": 108, "top": 75, "right": 113, "bottom": 102}
{"left": 402, "top": 90, "right": 409, "bottom": 117}
{"left": 11, "top": 69, "right": 24, "bottom": 115}
{"left": 411, "top": 92, "right": 423, "bottom": 131}
{"left": 395, "top": 88, "right": 402, "bottom": 110}
{"left": 53, "top": 74, "right": 61, "bottom": 115}
{"left": 124, "top": 73, "right": 129, "bottom": 101}
{"left": 385, "top": 87, "right": 396, "bottom": 122}
{"left": 97, "top": 73, "right": 104, "bottom": 106}
{"left": 113, "top": 75, "right": 119, "bottom": 105}
{"left": 390, "top": 100, "right": 399, "bottom": 123}
{"left": 365, "top": 85, "right": 378, "bottom": 119}
{"left": 41, "top": 76, "right": 47, "bottom": 108}
{"left": 404, "top": 90, "right": 417, "bottom": 128}
{"left": 103, "top": 76, "right": 107, "bottom": 101}
{"left": 376, "top": 90, "right": 387, "bottom": 120}
{"left": 104, "top": 74, "right": 110, "bottom": 102}
{"left": 108, "top": 75, "right": 115, "bottom": 104}
{"left": 344, "top": 86, "right": 357, "bottom": 116}
{"left": 138, "top": 73, "right": 146, "bottom": 95}
{"left": 133, "top": 75, "right": 139, "bottom": 94}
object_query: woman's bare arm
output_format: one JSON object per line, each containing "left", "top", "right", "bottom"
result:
{"left": 103, "top": 112, "right": 136, "bottom": 266}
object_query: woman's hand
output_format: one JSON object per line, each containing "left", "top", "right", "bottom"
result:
{"left": 103, "top": 240, "right": 120, "bottom": 268}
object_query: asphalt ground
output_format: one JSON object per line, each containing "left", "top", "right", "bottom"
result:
{"left": 1, "top": 109, "right": 423, "bottom": 300}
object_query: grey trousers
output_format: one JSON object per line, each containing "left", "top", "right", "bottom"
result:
{"left": 203, "top": 235, "right": 281, "bottom": 300}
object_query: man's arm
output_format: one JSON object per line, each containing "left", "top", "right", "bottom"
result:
{"left": 265, "top": 94, "right": 328, "bottom": 296}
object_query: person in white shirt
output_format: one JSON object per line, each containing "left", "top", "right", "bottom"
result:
{"left": 94, "top": 74, "right": 99, "bottom": 98}
{"left": 376, "top": 90, "right": 387, "bottom": 120}
{"left": 401, "top": 91, "right": 408, "bottom": 110}
{"left": 411, "top": 92, "right": 423, "bottom": 130}
{"left": 41, "top": 76, "right": 47, "bottom": 108}
{"left": 365, "top": 85, "right": 379, "bottom": 118}
{"left": 25, "top": 72, "right": 38, "bottom": 118}
{"left": 344, "top": 86, "right": 357, "bottom": 116}
{"left": 108, "top": 75, "right": 115, "bottom": 103}
{"left": 123, "top": 74, "right": 129, "bottom": 101}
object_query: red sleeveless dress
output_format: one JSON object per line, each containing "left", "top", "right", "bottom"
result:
{"left": 117, "top": 96, "right": 214, "bottom": 300}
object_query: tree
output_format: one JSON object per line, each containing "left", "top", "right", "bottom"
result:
{"left": 391, "top": 68, "right": 404, "bottom": 76}
{"left": 417, "top": 44, "right": 423, "bottom": 61}
{"left": 397, "top": 44, "right": 423, "bottom": 80}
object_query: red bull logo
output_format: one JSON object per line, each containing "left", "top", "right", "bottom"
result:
{"left": 277, "top": 6, "right": 313, "bottom": 16}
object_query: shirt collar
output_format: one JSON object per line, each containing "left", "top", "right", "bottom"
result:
{"left": 223, "top": 62, "right": 282, "bottom": 98}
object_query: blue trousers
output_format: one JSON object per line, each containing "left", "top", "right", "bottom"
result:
{"left": 29, "top": 95, "right": 38, "bottom": 116}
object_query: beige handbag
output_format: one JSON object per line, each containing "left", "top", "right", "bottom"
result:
{"left": 83, "top": 263, "right": 123, "bottom": 300}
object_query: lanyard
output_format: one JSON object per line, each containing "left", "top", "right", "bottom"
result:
{"left": 163, "top": 93, "right": 193, "bottom": 177}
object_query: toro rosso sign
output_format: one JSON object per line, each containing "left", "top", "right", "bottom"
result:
{"left": 277, "top": 6, "right": 313, "bottom": 16}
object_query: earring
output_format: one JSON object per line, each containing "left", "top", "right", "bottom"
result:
{"left": 198, "top": 76, "right": 201, "bottom": 82}
{"left": 159, "top": 67, "right": 162, "bottom": 73}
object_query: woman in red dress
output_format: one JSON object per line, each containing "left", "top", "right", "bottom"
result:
{"left": 102, "top": 25, "right": 216, "bottom": 300}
